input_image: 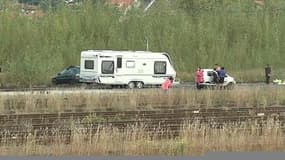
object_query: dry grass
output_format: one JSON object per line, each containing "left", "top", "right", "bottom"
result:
{"left": 0, "top": 119, "right": 284, "bottom": 156}
{"left": 0, "top": 86, "right": 285, "bottom": 113}
{"left": 1, "top": 87, "right": 284, "bottom": 156}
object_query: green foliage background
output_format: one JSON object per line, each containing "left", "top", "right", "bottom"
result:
{"left": 1, "top": 0, "right": 285, "bottom": 86}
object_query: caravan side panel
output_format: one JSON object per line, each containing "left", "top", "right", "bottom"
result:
{"left": 79, "top": 50, "right": 177, "bottom": 86}
{"left": 79, "top": 51, "right": 99, "bottom": 83}
{"left": 111, "top": 55, "right": 176, "bottom": 85}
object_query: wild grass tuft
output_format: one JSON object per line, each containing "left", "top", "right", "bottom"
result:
{"left": 0, "top": 119, "right": 283, "bottom": 156}
{"left": 1, "top": 86, "right": 285, "bottom": 113}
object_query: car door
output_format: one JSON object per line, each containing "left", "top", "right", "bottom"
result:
{"left": 70, "top": 67, "right": 80, "bottom": 83}
{"left": 57, "top": 69, "right": 74, "bottom": 84}
{"left": 204, "top": 71, "right": 214, "bottom": 83}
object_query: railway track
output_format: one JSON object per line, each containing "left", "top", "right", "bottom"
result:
{"left": 1, "top": 106, "right": 285, "bottom": 144}
{"left": 0, "top": 107, "right": 284, "bottom": 127}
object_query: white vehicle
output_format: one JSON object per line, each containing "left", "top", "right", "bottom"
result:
{"left": 198, "top": 69, "right": 236, "bottom": 89}
{"left": 79, "top": 50, "right": 177, "bottom": 88}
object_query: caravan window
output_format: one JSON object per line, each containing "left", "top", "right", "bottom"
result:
{"left": 117, "top": 57, "right": 122, "bottom": 68}
{"left": 85, "top": 60, "right": 94, "bottom": 69}
{"left": 154, "top": 61, "right": 166, "bottom": 74}
{"left": 126, "top": 61, "right": 135, "bottom": 68}
{"left": 102, "top": 61, "right": 114, "bottom": 74}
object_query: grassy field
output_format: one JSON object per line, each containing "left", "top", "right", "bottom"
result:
{"left": 0, "top": 119, "right": 284, "bottom": 156}
{"left": 1, "top": 1, "right": 285, "bottom": 86}
{"left": 0, "top": 82, "right": 284, "bottom": 155}
{"left": 2, "top": 1, "right": 285, "bottom": 155}
{"left": 0, "top": 86, "right": 285, "bottom": 113}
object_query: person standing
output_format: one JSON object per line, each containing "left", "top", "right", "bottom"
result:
{"left": 265, "top": 64, "right": 271, "bottom": 84}
{"left": 213, "top": 68, "right": 220, "bottom": 83}
{"left": 218, "top": 67, "right": 226, "bottom": 83}
{"left": 195, "top": 67, "right": 204, "bottom": 89}
{"left": 214, "top": 64, "right": 221, "bottom": 72}
{"left": 161, "top": 76, "right": 173, "bottom": 91}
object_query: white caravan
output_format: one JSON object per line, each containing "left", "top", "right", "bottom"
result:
{"left": 79, "top": 50, "right": 176, "bottom": 88}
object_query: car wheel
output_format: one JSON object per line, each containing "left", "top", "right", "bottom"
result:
{"left": 52, "top": 79, "right": 58, "bottom": 85}
{"left": 226, "top": 83, "right": 234, "bottom": 90}
{"left": 128, "top": 81, "right": 135, "bottom": 89}
{"left": 136, "top": 82, "right": 144, "bottom": 89}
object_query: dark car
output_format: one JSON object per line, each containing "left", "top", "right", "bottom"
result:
{"left": 52, "top": 66, "right": 80, "bottom": 85}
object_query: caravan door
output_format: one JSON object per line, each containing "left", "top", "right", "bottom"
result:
{"left": 115, "top": 56, "right": 122, "bottom": 72}
{"left": 114, "top": 55, "right": 124, "bottom": 84}
{"left": 99, "top": 59, "right": 115, "bottom": 84}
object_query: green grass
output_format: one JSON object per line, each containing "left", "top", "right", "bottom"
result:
{"left": 1, "top": 1, "right": 285, "bottom": 86}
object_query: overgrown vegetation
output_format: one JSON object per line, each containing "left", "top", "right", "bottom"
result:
{"left": 1, "top": 0, "right": 285, "bottom": 86}
{"left": 1, "top": 86, "right": 285, "bottom": 113}
{"left": 0, "top": 119, "right": 284, "bottom": 156}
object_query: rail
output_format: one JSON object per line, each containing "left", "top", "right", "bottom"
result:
{"left": 0, "top": 106, "right": 285, "bottom": 144}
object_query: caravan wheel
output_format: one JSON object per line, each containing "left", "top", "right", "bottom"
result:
{"left": 136, "top": 82, "right": 144, "bottom": 89}
{"left": 128, "top": 82, "right": 136, "bottom": 89}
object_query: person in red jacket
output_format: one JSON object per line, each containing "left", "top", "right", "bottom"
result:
{"left": 161, "top": 76, "right": 174, "bottom": 91}
{"left": 195, "top": 67, "right": 204, "bottom": 89}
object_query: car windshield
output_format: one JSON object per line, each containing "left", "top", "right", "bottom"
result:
{"left": 73, "top": 67, "right": 80, "bottom": 73}
{"left": 60, "top": 69, "right": 69, "bottom": 75}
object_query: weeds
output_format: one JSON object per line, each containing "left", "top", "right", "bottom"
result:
{"left": 0, "top": 87, "right": 285, "bottom": 113}
{"left": 0, "top": 119, "right": 283, "bottom": 156}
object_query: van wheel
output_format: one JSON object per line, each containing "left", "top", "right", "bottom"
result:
{"left": 128, "top": 82, "right": 135, "bottom": 89}
{"left": 136, "top": 82, "right": 144, "bottom": 89}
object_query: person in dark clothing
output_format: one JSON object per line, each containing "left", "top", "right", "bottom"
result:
{"left": 218, "top": 67, "right": 226, "bottom": 83}
{"left": 265, "top": 64, "right": 271, "bottom": 84}
{"left": 213, "top": 68, "right": 219, "bottom": 83}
